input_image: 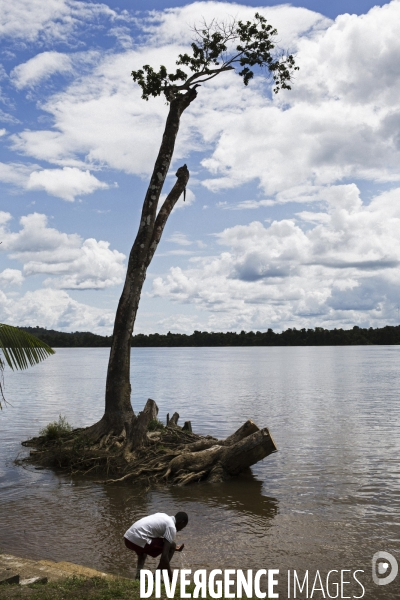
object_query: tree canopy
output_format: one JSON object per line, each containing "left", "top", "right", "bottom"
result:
{"left": 131, "top": 13, "right": 299, "bottom": 101}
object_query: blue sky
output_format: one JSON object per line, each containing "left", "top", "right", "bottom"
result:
{"left": 1, "top": 0, "right": 400, "bottom": 334}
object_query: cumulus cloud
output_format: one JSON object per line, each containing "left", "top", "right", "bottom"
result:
{"left": 0, "top": 288, "right": 114, "bottom": 334}
{"left": 1, "top": 1, "right": 400, "bottom": 334}
{"left": 142, "top": 1, "right": 330, "bottom": 47}
{"left": 9, "top": 47, "right": 180, "bottom": 173}
{"left": 200, "top": 1, "right": 400, "bottom": 195}
{"left": 0, "top": 212, "right": 126, "bottom": 289}
{"left": 0, "top": 268, "right": 24, "bottom": 287}
{"left": 152, "top": 185, "right": 400, "bottom": 331}
{"left": 7, "top": 2, "right": 330, "bottom": 178}
{"left": 7, "top": 0, "right": 400, "bottom": 201}
{"left": 27, "top": 167, "right": 109, "bottom": 201}
{"left": 0, "top": 0, "right": 118, "bottom": 44}
{"left": 0, "top": 163, "right": 108, "bottom": 201}
{"left": 11, "top": 52, "right": 72, "bottom": 89}
{"left": 0, "top": 162, "right": 33, "bottom": 186}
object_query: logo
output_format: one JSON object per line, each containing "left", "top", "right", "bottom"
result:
{"left": 372, "top": 551, "right": 398, "bottom": 586}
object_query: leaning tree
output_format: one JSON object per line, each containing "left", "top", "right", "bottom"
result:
{"left": 87, "top": 14, "right": 298, "bottom": 442}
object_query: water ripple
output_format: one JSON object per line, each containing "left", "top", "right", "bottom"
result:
{"left": 1, "top": 347, "right": 399, "bottom": 598}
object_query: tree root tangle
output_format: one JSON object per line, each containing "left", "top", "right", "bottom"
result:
{"left": 20, "top": 399, "right": 277, "bottom": 487}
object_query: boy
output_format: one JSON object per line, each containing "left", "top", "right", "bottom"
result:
{"left": 124, "top": 511, "right": 188, "bottom": 579}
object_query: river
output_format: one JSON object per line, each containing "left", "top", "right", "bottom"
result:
{"left": 1, "top": 346, "right": 399, "bottom": 598}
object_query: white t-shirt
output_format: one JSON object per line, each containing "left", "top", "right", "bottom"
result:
{"left": 124, "top": 513, "right": 176, "bottom": 548}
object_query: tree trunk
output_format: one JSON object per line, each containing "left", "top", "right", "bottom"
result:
{"left": 124, "top": 398, "right": 159, "bottom": 457}
{"left": 86, "top": 90, "right": 197, "bottom": 441}
{"left": 221, "top": 428, "right": 277, "bottom": 475}
{"left": 165, "top": 421, "right": 277, "bottom": 484}
{"left": 168, "top": 412, "right": 180, "bottom": 427}
{"left": 223, "top": 419, "right": 259, "bottom": 445}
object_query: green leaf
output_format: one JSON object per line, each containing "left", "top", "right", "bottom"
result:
{"left": 0, "top": 324, "right": 55, "bottom": 371}
{"left": 131, "top": 13, "right": 299, "bottom": 102}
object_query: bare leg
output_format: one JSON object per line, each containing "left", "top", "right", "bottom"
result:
{"left": 168, "top": 543, "right": 176, "bottom": 562}
{"left": 156, "top": 541, "right": 176, "bottom": 572}
{"left": 135, "top": 553, "right": 147, "bottom": 580}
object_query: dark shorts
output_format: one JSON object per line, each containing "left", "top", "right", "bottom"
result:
{"left": 124, "top": 536, "right": 165, "bottom": 558}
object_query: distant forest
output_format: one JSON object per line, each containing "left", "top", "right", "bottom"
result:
{"left": 20, "top": 324, "right": 400, "bottom": 347}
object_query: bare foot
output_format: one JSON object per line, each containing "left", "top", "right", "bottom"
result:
{"left": 176, "top": 544, "right": 185, "bottom": 552}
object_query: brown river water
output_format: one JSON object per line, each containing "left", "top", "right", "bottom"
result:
{"left": 1, "top": 346, "right": 399, "bottom": 599}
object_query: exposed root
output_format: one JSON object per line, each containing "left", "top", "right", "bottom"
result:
{"left": 21, "top": 403, "right": 277, "bottom": 488}
{"left": 175, "top": 469, "right": 209, "bottom": 486}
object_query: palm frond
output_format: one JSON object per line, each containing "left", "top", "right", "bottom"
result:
{"left": 0, "top": 355, "right": 6, "bottom": 408}
{"left": 0, "top": 324, "right": 55, "bottom": 371}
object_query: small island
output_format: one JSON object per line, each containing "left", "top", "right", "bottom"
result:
{"left": 22, "top": 400, "right": 277, "bottom": 486}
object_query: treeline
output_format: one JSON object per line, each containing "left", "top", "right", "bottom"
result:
{"left": 19, "top": 327, "right": 111, "bottom": 347}
{"left": 20, "top": 324, "right": 400, "bottom": 347}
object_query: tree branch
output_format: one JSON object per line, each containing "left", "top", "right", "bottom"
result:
{"left": 146, "top": 164, "right": 190, "bottom": 267}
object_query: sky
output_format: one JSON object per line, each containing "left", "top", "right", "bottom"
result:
{"left": 1, "top": 0, "right": 400, "bottom": 335}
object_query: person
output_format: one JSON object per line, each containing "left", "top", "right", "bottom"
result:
{"left": 124, "top": 511, "right": 188, "bottom": 580}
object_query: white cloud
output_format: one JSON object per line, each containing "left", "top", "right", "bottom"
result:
{"left": 167, "top": 232, "right": 192, "bottom": 246}
{"left": 8, "top": 0, "right": 400, "bottom": 201}
{"left": 0, "top": 212, "right": 125, "bottom": 289}
{"left": 27, "top": 167, "right": 109, "bottom": 201}
{"left": 173, "top": 187, "right": 196, "bottom": 209}
{"left": 0, "top": 163, "right": 108, "bottom": 201}
{"left": 143, "top": 2, "right": 331, "bottom": 47}
{"left": 6, "top": 2, "right": 328, "bottom": 179}
{"left": 9, "top": 47, "right": 181, "bottom": 173}
{"left": 0, "top": 268, "right": 24, "bottom": 287}
{"left": 0, "top": 108, "right": 20, "bottom": 124}
{"left": 200, "top": 1, "right": 400, "bottom": 195}
{"left": 0, "top": 211, "right": 12, "bottom": 226}
{"left": 152, "top": 185, "right": 400, "bottom": 330}
{"left": 0, "top": 162, "right": 33, "bottom": 186}
{"left": 154, "top": 314, "right": 203, "bottom": 334}
{"left": 0, "top": 0, "right": 118, "bottom": 44}
{"left": 2, "top": 1, "right": 400, "bottom": 335}
{"left": 11, "top": 52, "right": 72, "bottom": 89}
{"left": 0, "top": 288, "right": 114, "bottom": 334}
{"left": 288, "top": 2, "right": 400, "bottom": 106}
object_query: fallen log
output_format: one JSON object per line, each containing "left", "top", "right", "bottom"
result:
{"left": 222, "top": 428, "right": 277, "bottom": 475}
{"left": 165, "top": 426, "right": 277, "bottom": 483}
{"left": 223, "top": 419, "right": 259, "bottom": 445}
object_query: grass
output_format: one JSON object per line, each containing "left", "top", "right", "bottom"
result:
{"left": 0, "top": 576, "right": 262, "bottom": 599}
{"left": 0, "top": 577, "right": 225, "bottom": 599}
{"left": 147, "top": 418, "right": 165, "bottom": 431}
{"left": 39, "top": 415, "right": 73, "bottom": 440}
{"left": 0, "top": 576, "right": 144, "bottom": 599}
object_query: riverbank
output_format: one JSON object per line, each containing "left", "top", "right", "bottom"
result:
{"left": 0, "top": 576, "right": 140, "bottom": 599}
{"left": 0, "top": 553, "right": 175, "bottom": 599}
{"left": 0, "top": 553, "right": 140, "bottom": 599}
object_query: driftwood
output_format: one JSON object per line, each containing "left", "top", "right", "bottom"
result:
{"left": 22, "top": 398, "right": 277, "bottom": 487}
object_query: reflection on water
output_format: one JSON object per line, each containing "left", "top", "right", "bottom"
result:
{"left": 1, "top": 347, "right": 400, "bottom": 598}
